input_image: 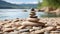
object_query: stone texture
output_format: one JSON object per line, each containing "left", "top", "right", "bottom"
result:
{"left": 27, "top": 18, "right": 39, "bottom": 22}
{"left": 50, "top": 31, "right": 60, "bottom": 34}
{"left": 19, "top": 29, "right": 29, "bottom": 33}
{"left": 35, "top": 27, "right": 56, "bottom": 34}
{"left": 3, "top": 28, "right": 15, "bottom": 32}
{"left": 21, "top": 32, "right": 30, "bottom": 34}
{"left": 4, "top": 32, "right": 9, "bottom": 34}
{"left": 33, "top": 26, "right": 42, "bottom": 30}
{"left": 8, "top": 31, "right": 19, "bottom": 34}
{"left": 22, "top": 21, "right": 44, "bottom": 26}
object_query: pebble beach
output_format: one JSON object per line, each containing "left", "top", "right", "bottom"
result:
{"left": 0, "top": 18, "right": 60, "bottom": 34}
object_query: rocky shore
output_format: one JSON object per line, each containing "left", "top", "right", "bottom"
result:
{"left": 0, "top": 18, "right": 60, "bottom": 34}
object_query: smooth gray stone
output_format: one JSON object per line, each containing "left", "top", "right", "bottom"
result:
{"left": 19, "top": 29, "right": 29, "bottom": 33}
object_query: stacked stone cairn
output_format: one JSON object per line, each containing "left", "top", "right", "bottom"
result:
{"left": 21, "top": 8, "right": 45, "bottom": 27}
{"left": 20, "top": 8, "right": 45, "bottom": 34}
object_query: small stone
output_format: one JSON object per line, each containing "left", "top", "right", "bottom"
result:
{"left": 8, "top": 31, "right": 19, "bottom": 34}
{"left": 3, "top": 24, "right": 12, "bottom": 28}
{"left": 4, "top": 32, "right": 8, "bottom": 34}
{"left": 29, "top": 15, "right": 37, "bottom": 18}
{"left": 17, "top": 26, "right": 25, "bottom": 30}
{"left": 0, "top": 32, "right": 3, "bottom": 34}
{"left": 35, "top": 26, "right": 56, "bottom": 34}
{"left": 30, "top": 31, "right": 37, "bottom": 34}
{"left": 44, "top": 31, "right": 49, "bottom": 34}
{"left": 25, "top": 26, "right": 32, "bottom": 29}
{"left": 21, "top": 32, "right": 29, "bottom": 34}
{"left": 29, "top": 12, "right": 36, "bottom": 15}
{"left": 29, "top": 29, "right": 35, "bottom": 32}
{"left": 50, "top": 31, "right": 60, "bottom": 34}
{"left": 33, "top": 26, "right": 42, "bottom": 30}
{"left": 56, "top": 26, "right": 60, "bottom": 29}
{"left": 19, "top": 29, "right": 29, "bottom": 33}
{"left": 3, "top": 28, "right": 14, "bottom": 32}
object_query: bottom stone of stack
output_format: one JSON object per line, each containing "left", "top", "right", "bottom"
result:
{"left": 21, "top": 21, "right": 45, "bottom": 26}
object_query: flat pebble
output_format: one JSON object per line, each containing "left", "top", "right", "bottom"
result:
{"left": 30, "top": 31, "right": 37, "bottom": 34}
{"left": 25, "top": 26, "right": 32, "bottom": 29}
{"left": 8, "top": 31, "right": 19, "bottom": 34}
{"left": 19, "top": 29, "right": 29, "bottom": 33}
{"left": 4, "top": 32, "right": 8, "bottom": 34}
{"left": 33, "top": 26, "right": 42, "bottom": 30}
{"left": 29, "top": 29, "right": 35, "bottom": 32}
{"left": 21, "top": 32, "right": 29, "bottom": 34}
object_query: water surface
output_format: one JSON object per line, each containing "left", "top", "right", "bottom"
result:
{"left": 0, "top": 9, "right": 45, "bottom": 20}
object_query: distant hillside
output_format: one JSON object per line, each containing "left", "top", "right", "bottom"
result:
{"left": 0, "top": 0, "right": 37, "bottom": 9}
{"left": 18, "top": 4, "right": 38, "bottom": 9}
{"left": 0, "top": 0, "right": 21, "bottom": 9}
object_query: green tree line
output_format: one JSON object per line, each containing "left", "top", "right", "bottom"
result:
{"left": 38, "top": 0, "right": 60, "bottom": 9}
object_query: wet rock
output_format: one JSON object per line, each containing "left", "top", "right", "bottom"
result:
{"left": 19, "top": 29, "right": 29, "bottom": 33}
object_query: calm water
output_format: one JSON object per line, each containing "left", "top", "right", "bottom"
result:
{"left": 0, "top": 9, "right": 45, "bottom": 20}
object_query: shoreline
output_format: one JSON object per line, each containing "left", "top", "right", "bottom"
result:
{"left": 0, "top": 17, "right": 60, "bottom": 34}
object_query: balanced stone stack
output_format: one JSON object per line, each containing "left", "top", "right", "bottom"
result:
{"left": 22, "top": 8, "right": 45, "bottom": 26}
{"left": 27, "top": 9, "right": 39, "bottom": 22}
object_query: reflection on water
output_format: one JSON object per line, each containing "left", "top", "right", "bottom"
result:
{"left": 0, "top": 9, "right": 45, "bottom": 20}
